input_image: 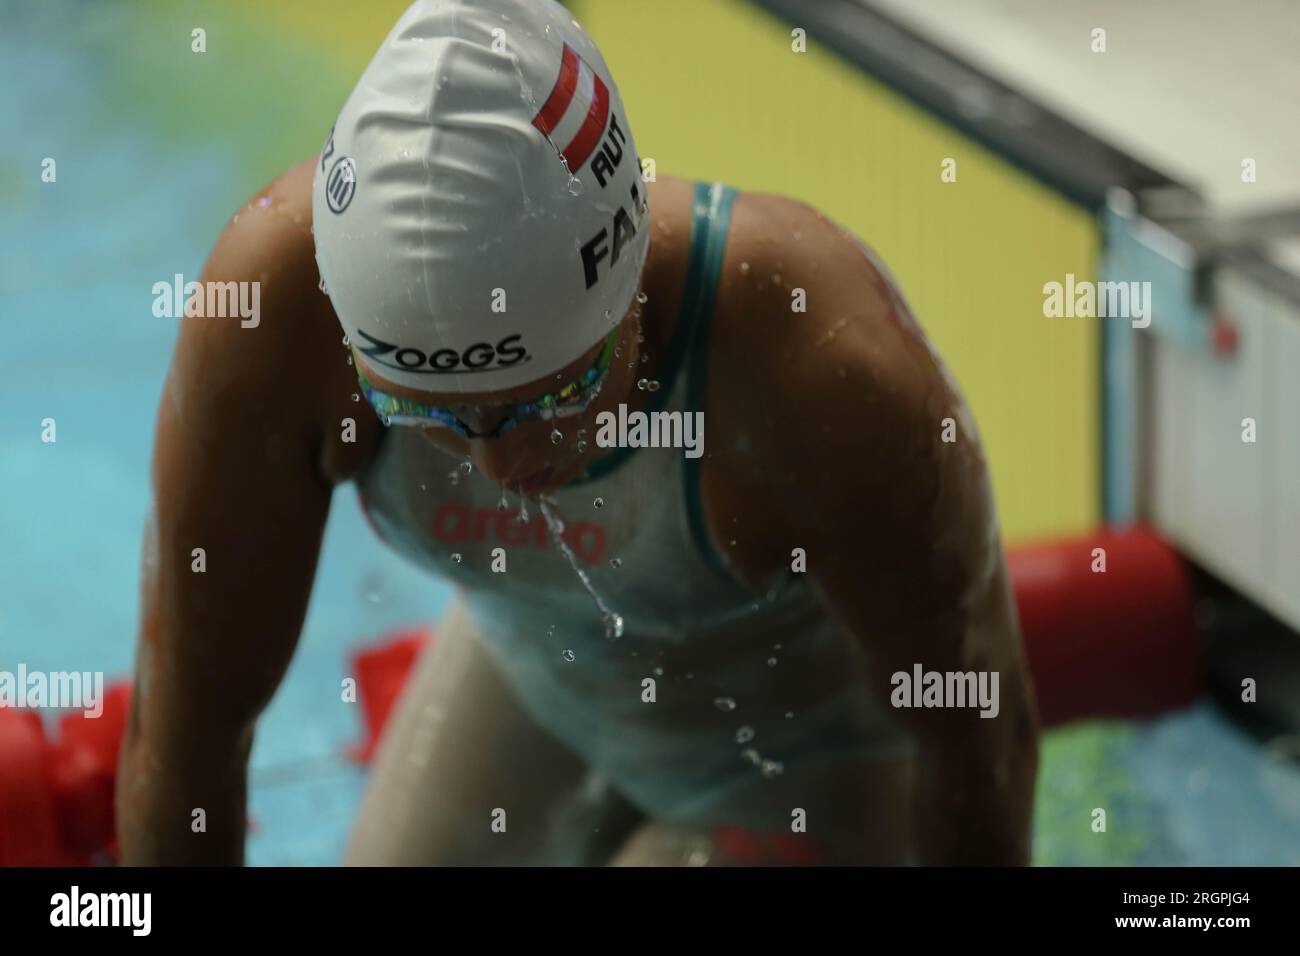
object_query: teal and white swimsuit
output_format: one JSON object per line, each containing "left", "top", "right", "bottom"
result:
{"left": 356, "top": 182, "right": 910, "bottom": 827}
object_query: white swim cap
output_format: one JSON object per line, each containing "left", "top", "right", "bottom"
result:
{"left": 312, "top": 0, "right": 650, "bottom": 394}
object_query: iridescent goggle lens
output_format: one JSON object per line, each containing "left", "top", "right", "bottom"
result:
{"left": 355, "top": 328, "right": 617, "bottom": 439}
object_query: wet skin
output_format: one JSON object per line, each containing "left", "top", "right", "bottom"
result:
{"left": 117, "top": 159, "right": 1040, "bottom": 866}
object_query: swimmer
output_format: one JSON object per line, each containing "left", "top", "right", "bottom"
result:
{"left": 117, "top": 0, "right": 1039, "bottom": 866}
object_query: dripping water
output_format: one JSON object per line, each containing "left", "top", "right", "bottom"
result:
{"left": 538, "top": 497, "right": 624, "bottom": 640}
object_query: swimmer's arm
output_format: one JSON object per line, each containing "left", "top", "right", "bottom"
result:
{"left": 809, "top": 372, "right": 1038, "bottom": 866}
{"left": 803, "top": 266, "right": 1038, "bottom": 866}
{"left": 712, "top": 198, "right": 1039, "bottom": 864}
{"left": 821, "top": 546, "right": 1039, "bottom": 869}
{"left": 119, "top": 322, "right": 327, "bottom": 865}
{"left": 118, "top": 165, "right": 373, "bottom": 865}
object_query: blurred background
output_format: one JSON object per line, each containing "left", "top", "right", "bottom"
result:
{"left": 2, "top": 0, "right": 1297, "bottom": 865}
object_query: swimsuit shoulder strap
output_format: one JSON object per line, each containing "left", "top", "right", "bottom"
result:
{"left": 682, "top": 181, "right": 741, "bottom": 582}
{"left": 579, "top": 180, "right": 737, "bottom": 485}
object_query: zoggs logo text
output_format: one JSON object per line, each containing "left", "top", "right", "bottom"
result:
{"left": 354, "top": 329, "right": 528, "bottom": 376}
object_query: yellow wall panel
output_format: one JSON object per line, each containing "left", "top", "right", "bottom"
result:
{"left": 573, "top": 0, "right": 1101, "bottom": 541}
{"left": 241, "top": 0, "right": 416, "bottom": 66}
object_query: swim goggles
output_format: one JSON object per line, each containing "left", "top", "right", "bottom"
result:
{"left": 354, "top": 328, "right": 619, "bottom": 439}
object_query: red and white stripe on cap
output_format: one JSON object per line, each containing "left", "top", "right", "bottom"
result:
{"left": 531, "top": 43, "right": 611, "bottom": 175}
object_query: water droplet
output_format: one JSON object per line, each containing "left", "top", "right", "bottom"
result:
{"left": 609, "top": 557, "right": 621, "bottom": 569}
{"left": 614, "top": 347, "right": 621, "bottom": 358}
{"left": 645, "top": 380, "right": 661, "bottom": 393}
{"left": 636, "top": 292, "right": 648, "bottom": 304}
{"left": 346, "top": 355, "right": 353, "bottom": 366}
{"left": 603, "top": 612, "right": 624, "bottom": 640}
{"left": 361, "top": 575, "right": 389, "bottom": 604}
{"left": 773, "top": 643, "right": 783, "bottom": 651}
{"left": 760, "top": 760, "right": 784, "bottom": 779}
{"left": 767, "top": 657, "right": 778, "bottom": 667}
{"left": 342, "top": 334, "right": 350, "bottom": 346}
{"left": 593, "top": 497, "right": 604, "bottom": 509}
{"left": 836, "top": 367, "right": 848, "bottom": 379}
{"left": 451, "top": 553, "right": 463, "bottom": 564}
{"left": 351, "top": 393, "right": 360, "bottom": 402}
{"left": 714, "top": 697, "right": 737, "bottom": 712}
{"left": 459, "top": 458, "right": 473, "bottom": 475}
{"left": 567, "top": 176, "right": 583, "bottom": 196}
{"left": 785, "top": 711, "right": 794, "bottom": 720}
{"left": 562, "top": 648, "right": 575, "bottom": 662}
{"left": 739, "top": 261, "right": 751, "bottom": 275}
{"left": 793, "top": 230, "right": 802, "bottom": 241}
{"left": 381, "top": 416, "right": 391, "bottom": 426}
{"left": 517, "top": 500, "right": 530, "bottom": 524}
{"left": 740, "top": 748, "right": 761, "bottom": 766}
{"left": 652, "top": 666, "right": 664, "bottom": 677}
{"left": 771, "top": 273, "right": 782, "bottom": 285}
{"left": 547, "top": 625, "right": 556, "bottom": 638}
{"left": 576, "top": 440, "right": 588, "bottom": 453}
{"left": 498, "top": 489, "right": 510, "bottom": 512}
{"left": 636, "top": 378, "right": 648, "bottom": 390}
{"left": 736, "top": 726, "right": 755, "bottom": 744}
{"left": 550, "top": 429, "right": 563, "bottom": 445}
{"left": 686, "top": 672, "right": 694, "bottom": 680}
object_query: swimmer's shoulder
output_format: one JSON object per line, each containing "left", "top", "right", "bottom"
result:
{"left": 193, "top": 156, "right": 381, "bottom": 486}
{"left": 710, "top": 189, "right": 924, "bottom": 397}
{"left": 699, "top": 190, "right": 949, "bottom": 577}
